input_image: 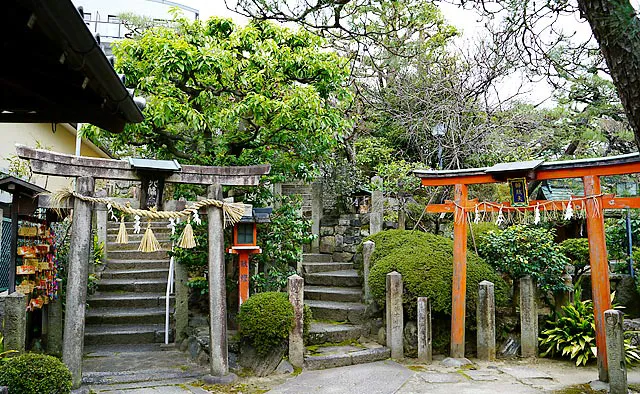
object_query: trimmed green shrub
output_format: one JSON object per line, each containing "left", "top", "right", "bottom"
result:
{"left": 478, "top": 225, "right": 569, "bottom": 293}
{"left": 467, "top": 222, "right": 499, "bottom": 251}
{"left": 237, "top": 292, "right": 312, "bottom": 356}
{"left": 0, "top": 353, "right": 72, "bottom": 393}
{"left": 365, "top": 230, "right": 509, "bottom": 318}
{"left": 559, "top": 238, "right": 590, "bottom": 282}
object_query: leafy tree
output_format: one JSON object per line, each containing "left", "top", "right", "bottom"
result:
{"left": 478, "top": 225, "right": 569, "bottom": 293}
{"left": 86, "top": 14, "right": 352, "bottom": 182}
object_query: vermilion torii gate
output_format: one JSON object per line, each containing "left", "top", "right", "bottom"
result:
{"left": 16, "top": 145, "right": 270, "bottom": 388}
{"left": 414, "top": 153, "right": 640, "bottom": 382}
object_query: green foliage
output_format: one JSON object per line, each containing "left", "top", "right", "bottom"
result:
{"left": 478, "top": 225, "right": 569, "bottom": 293}
{"left": 540, "top": 291, "right": 640, "bottom": 366}
{"left": 559, "top": 238, "right": 590, "bottom": 282}
{"left": 237, "top": 292, "right": 299, "bottom": 356}
{"left": 187, "top": 276, "right": 208, "bottom": 295}
{"left": 88, "top": 14, "right": 352, "bottom": 183}
{"left": 467, "top": 222, "right": 499, "bottom": 251}
{"left": 365, "top": 230, "right": 509, "bottom": 318}
{"left": 254, "top": 196, "right": 314, "bottom": 282}
{"left": 0, "top": 353, "right": 72, "bottom": 393}
{"left": 169, "top": 221, "right": 209, "bottom": 270}
{"left": 606, "top": 216, "right": 640, "bottom": 260}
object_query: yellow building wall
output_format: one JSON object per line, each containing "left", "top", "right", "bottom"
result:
{"left": 0, "top": 123, "right": 110, "bottom": 192}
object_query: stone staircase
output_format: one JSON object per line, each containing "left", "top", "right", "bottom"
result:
{"left": 303, "top": 253, "right": 390, "bottom": 370}
{"left": 84, "top": 221, "right": 174, "bottom": 346}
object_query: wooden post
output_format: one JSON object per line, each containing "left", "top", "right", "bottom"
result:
{"left": 451, "top": 183, "right": 468, "bottom": 358}
{"left": 63, "top": 176, "right": 94, "bottom": 389}
{"left": 583, "top": 175, "right": 611, "bottom": 382}
{"left": 205, "top": 183, "right": 234, "bottom": 382}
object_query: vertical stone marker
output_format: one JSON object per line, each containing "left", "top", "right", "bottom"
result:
{"left": 63, "top": 176, "right": 95, "bottom": 389}
{"left": 519, "top": 276, "right": 538, "bottom": 358}
{"left": 477, "top": 281, "right": 495, "bottom": 361}
{"left": 386, "top": 271, "right": 403, "bottom": 359}
{"left": 2, "top": 292, "right": 26, "bottom": 353}
{"left": 417, "top": 297, "right": 432, "bottom": 362}
{"left": 46, "top": 297, "right": 63, "bottom": 356}
{"left": 95, "top": 206, "right": 108, "bottom": 262}
{"left": 204, "top": 183, "right": 235, "bottom": 384}
{"left": 605, "top": 309, "right": 627, "bottom": 393}
{"left": 362, "top": 241, "right": 375, "bottom": 303}
{"left": 288, "top": 274, "right": 305, "bottom": 368}
{"left": 370, "top": 176, "right": 383, "bottom": 235}
{"left": 174, "top": 261, "right": 189, "bottom": 342}
{"left": 311, "top": 182, "right": 323, "bottom": 253}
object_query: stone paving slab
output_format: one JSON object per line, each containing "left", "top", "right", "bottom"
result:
{"left": 463, "top": 370, "right": 500, "bottom": 381}
{"left": 416, "top": 371, "right": 465, "bottom": 383}
{"left": 498, "top": 366, "right": 552, "bottom": 380}
{"left": 269, "top": 360, "right": 414, "bottom": 394}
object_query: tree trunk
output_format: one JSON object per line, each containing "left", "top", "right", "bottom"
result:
{"left": 577, "top": 0, "right": 640, "bottom": 148}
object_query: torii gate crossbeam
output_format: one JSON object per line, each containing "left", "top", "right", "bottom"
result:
{"left": 414, "top": 153, "right": 640, "bottom": 383}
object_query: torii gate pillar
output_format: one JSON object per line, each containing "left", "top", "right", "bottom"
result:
{"left": 583, "top": 175, "right": 611, "bottom": 382}
{"left": 451, "top": 184, "right": 468, "bottom": 358}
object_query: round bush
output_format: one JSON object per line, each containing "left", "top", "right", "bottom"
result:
{"left": 238, "top": 292, "right": 312, "bottom": 356}
{"left": 0, "top": 353, "right": 72, "bottom": 394}
{"left": 366, "top": 230, "right": 509, "bottom": 318}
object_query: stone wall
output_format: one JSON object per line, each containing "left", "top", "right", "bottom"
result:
{"left": 319, "top": 214, "right": 370, "bottom": 262}
{"left": 280, "top": 183, "right": 313, "bottom": 218}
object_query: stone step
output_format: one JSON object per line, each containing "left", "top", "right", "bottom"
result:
{"left": 87, "top": 292, "right": 172, "bottom": 309}
{"left": 107, "top": 240, "right": 173, "bottom": 251}
{"left": 304, "top": 300, "right": 366, "bottom": 324}
{"left": 303, "top": 262, "right": 353, "bottom": 274}
{"left": 308, "top": 322, "right": 368, "bottom": 345}
{"left": 84, "top": 324, "right": 168, "bottom": 346}
{"left": 100, "top": 268, "right": 169, "bottom": 280}
{"left": 305, "top": 270, "right": 361, "bottom": 287}
{"left": 303, "top": 253, "right": 333, "bottom": 263}
{"left": 85, "top": 307, "right": 170, "bottom": 325}
{"left": 106, "top": 250, "right": 170, "bottom": 261}
{"left": 104, "top": 259, "right": 169, "bottom": 270}
{"left": 304, "top": 343, "right": 390, "bottom": 370}
{"left": 305, "top": 285, "right": 361, "bottom": 302}
{"left": 97, "top": 278, "right": 168, "bottom": 293}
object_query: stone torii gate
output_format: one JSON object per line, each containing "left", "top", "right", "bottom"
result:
{"left": 414, "top": 153, "right": 640, "bottom": 382}
{"left": 16, "top": 145, "right": 270, "bottom": 388}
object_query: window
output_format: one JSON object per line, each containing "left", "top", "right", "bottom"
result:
{"left": 236, "top": 223, "right": 254, "bottom": 245}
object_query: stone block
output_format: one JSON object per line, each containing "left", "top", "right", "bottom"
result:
{"left": 344, "top": 236, "right": 356, "bottom": 244}
{"left": 335, "top": 225, "right": 348, "bottom": 235}
{"left": 320, "top": 227, "right": 334, "bottom": 236}
{"left": 350, "top": 219, "right": 362, "bottom": 227}
{"left": 477, "top": 281, "right": 496, "bottom": 361}
{"left": 288, "top": 274, "right": 304, "bottom": 369}
{"left": 342, "top": 244, "right": 357, "bottom": 253}
{"left": 363, "top": 241, "right": 375, "bottom": 303}
{"left": 417, "top": 297, "right": 432, "bottom": 363}
{"left": 519, "top": 276, "right": 537, "bottom": 358}
{"left": 321, "top": 217, "right": 338, "bottom": 227}
{"left": 403, "top": 321, "right": 418, "bottom": 358}
{"left": 339, "top": 219, "right": 350, "bottom": 226}
{"left": 3, "top": 292, "right": 26, "bottom": 353}
{"left": 275, "top": 359, "right": 294, "bottom": 374}
{"left": 304, "top": 353, "right": 353, "bottom": 370}
{"left": 320, "top": 236, "right": 335, "bottom": 254}
{"left": 386, "top": 271, "right": 403, "bottom": 359}
{"left": 332, "top": 252, "right": 353, "bottom": 263}
{"left": 238, "top": 342, "right": 286, "bottom": 377}
{"left": 605, "top": 309, "right": 627, "bottom": 394}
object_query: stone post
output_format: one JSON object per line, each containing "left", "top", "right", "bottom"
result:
{"left": 555, "top": 272, "right": 574, "bottom": 315}
{"left": 605, "top": 310, "right": 627, "bottom": 392}
{"left": 2, "top": 292, "right": 26, "bottom": 352}
{"left": 174, "top": 260, "right": 189, "bottom": 342}
{"left": 311, "top": 182, "right": 322, "bottom": 253}
{"left": 362, "top": 241, "right": 375, "bottom": 303}
{"left": 204, "top": 183, "right": 235, "bottom": 383}
{"left": 288, "top": 274, "right": 304, "bottom": 368}
{"left": 95, "top": 206, "right": 108, "bottom": 263}
{"left": 477, "top": 281, "right": 496, "bottom": 361}
{"left": 63, "top": 176, "right": 94, "bottom": 388}
{"left": 46, "top": 297, "right": 63, "bottom": 356}
{"left": 417, "top": 297, "right": 432, "bottom": 362}
{"left": 519, "top": 276, "right": 538, "bottom": 358}
{"left": 370, "top": 176, "right": 383, "bottom": 235}
{"left": 386, "top": 271, "right": 403, "bottom": 359}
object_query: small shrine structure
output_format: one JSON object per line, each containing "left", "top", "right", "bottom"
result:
{"left": 414, "top": 153, "right": 640, "bottom": 382}
{"left": 16, "top": 144, "right": 270, "bottom": 388}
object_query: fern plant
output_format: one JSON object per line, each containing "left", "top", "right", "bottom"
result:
{"left": 539, "top": 287, "right": 640, "bottom": 366}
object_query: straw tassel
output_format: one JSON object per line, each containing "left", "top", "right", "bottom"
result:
{"left": 116, "top": 215, "right": 129, "bottom": 244}
{"left": 178, "top": 220, "right": 196, "bottom": 249}
{"left": 138, "top": 220, "right": 161, "bottom": 252}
